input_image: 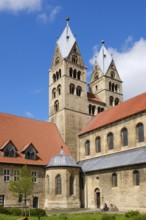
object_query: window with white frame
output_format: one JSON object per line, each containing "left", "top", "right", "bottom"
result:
{"left": 32, "top": 171, "right": 37, "bottom": 183}
{"left": 4, "top": 169, "right": 10, "bottom": 182}
{"left": 14, "top": 170, "right": 19, "bottom": 181}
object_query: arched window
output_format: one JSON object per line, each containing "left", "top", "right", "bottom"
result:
{"left": 69, "top": 67, "right": 73, "bottom": 77}
{"left": 25, "top": 146, "right": 36, "bottom": 160}
{"left": 57, "top": 85, "right": 61, "bottom": 95}
{"left": 55, "top": 174, "right": 62, "bottom": 195}
{"left": 77, "top": 71, "right": 81, "bottom": 80}
{"left": 111, "top": 71, "right": 115, "bottom": 79}
{"left": 46, "top": 175, "right": 50, "bottom": 195}
{"left": 59, "top": 69, "right": 61, "bottom": 78}
{"left": 52, "top": 88, "right": 56, "bottom": 99}
{"left": 76, "top": 86, "right": 82, "bottom": 97}
{"left": 89, "top": 104, "right": 92, "bottom": 114}
{"left": 112, "top": 173, "right": 117, "bottom": 187}
{"left": 136, "top": 123, "right": 144, "bottom": 142}
{"left": 70, "top": 84, "right": 75, "bottom": 94}
{"left": 85, "top": 140, "right": 90, "bottom": 156}
{"left": 95, "top": 85, "right": 98, "bottom": 91}
{"left": 109, "top": 96, "right": 114, "bottom": 106}
{"left": 95, "top": 137, "right": 101, "bottom": 153}
{"left": 73, "top": 69, "right": 77, "bottom": 79}
{"left": 133, "top": 170, "right": 140, "bottom": 186}
{"left": 115, "top": 84, "right": 118, "bottom": 92}
{"left": 115, "top": 98, "right": 119, "bottom": 106}
{"left": 112, "top": 83, "right": 115, "bottom": 92}
{"left": 121, "top": 128, "right": 128, "bottom": 146}
{"left": 92, "top": 106, "right": 96, "bottom": 115}
{"left": 53, "top": 74, "right": 56, "bottom": 83}
{"left": 55, "top": 57, "right": 59, "bottom": 65}
{"left": 4, "top": 144, "right": 16, "bottom": 158}
{"left": 54, "top": 100, "right": 59, "bottom": 112}
{"left": 109, "top": 82, "right": 111, "bottom": 91}
{"left": 56, "top": 71, "right": 59, "bottom": 80}
{"left": 69, "top": 175, "right": 74, "bottom": 195}
{"left": 94, "top": 73, "right": 99, "bottom": 80}
{"left": 72, "top": 55, "right": 78, "bottom": 64}
{"left": 107, "top": 132, "right": 114, "bottom": 150}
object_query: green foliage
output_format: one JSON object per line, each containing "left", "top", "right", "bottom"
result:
{"left": 9, "top": 165, "right": 34, "bottom": 204}
{"left": 125, "top": 210, "right": 140, "bottom": 218}
{"left": 102, "top": 214, "right": 116, "bottom": 220}
{"left": 30, "top": 208, "right": 46, "bottom": 216}
{"left": 133, "top": 214, "right": 146, "bottom": 220}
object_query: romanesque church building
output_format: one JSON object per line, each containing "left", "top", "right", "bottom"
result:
{"left": 0, "top": 20, "right": 146, "bottom": 211}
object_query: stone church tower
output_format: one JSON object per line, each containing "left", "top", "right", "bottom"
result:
{"left": 49, "top": 20, "right": 123, "bottom": 160}
{"left": 49, "top": 20, "right": 92, "bottom": 159}
{"left": 89, "top": 41, "right": 123, "bottom": 108}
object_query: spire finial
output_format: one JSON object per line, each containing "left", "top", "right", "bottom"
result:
{"left": 66, "top": 17, "right": 70, "bottom": 39}
{"left": 66, "top": 17, "right": 70, "bottom": 25}
{"left": 101, "top": 40, "right": 105, "bottom": 45}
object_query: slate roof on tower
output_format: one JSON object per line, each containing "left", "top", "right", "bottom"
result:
{"left": 0, "top": 113, "right": 70, "bottom": 165}
{"left": 79, "top": 92, "right": 146, "bottom": 135}
{"left": 97, "top": 42, "right": 112, "bottom": 74}
{"left": 57, "top": 23, "right": 76, "bottom": 59}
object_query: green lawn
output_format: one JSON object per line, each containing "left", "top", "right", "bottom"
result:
{"left": 1, "top": 212, "right": 146, "bottom": 220}
{"left": 0, "top": 213, "right": 129, "bottom": 220}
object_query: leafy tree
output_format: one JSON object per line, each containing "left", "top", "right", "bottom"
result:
{"left": 9, "top": 165, "right": 34, "bottom": 205}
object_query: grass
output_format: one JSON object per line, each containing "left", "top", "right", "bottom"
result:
{"left": 0, "top": 213, "right": 125, "bottom": 220}
{"left": 0, "top": 212, "right": 145, "bottom": 220}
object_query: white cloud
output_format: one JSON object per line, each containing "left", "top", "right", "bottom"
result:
{"left": 25, "top": 111, "right": 34, "bottom": 118}
{"left": 0, "top": 0, "right": 42, "bottom": 13}
{"left": 90, "top": 38, "right": 146, "bottom": 101}
{"left": 37, "top": 6, "right": 62, "bottom": 23}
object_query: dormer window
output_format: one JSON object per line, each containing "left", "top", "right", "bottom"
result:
{"left": 25, "top": 147, "right": 36, "bottom": 160}
{"left": 0, "top": 140, "right": 17, "bottom": 158}
{"left": 21, "top": 144, "right": 38, "bottom": 160}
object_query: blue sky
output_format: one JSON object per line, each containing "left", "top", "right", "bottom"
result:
{"left": 0, "top": 0, "right": 146, "bottom": 121}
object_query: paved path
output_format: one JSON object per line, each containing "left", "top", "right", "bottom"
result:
{"left": 45, "top": 208, "right": 125, "bottom": 216}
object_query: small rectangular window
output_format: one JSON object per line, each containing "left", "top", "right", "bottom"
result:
{"left": 32, "top": 171, "right": 37, "bottom": 183}
{"left": 0, "top": 195, "right": 4, "bottom": 206}
{"left": 14, "top": 170, "right": 19, "bottom": 181}
{"left": 4, "top": 169, "right": 10, "bottom": 182}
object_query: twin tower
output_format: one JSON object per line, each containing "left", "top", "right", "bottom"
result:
{"left": 49, "top": 20, "right": 123, "bottom": 160}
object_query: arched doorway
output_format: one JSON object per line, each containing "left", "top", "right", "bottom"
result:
{"left": 33, "top": 196, "right": 38, "bottom": 208}
{"left": 95, "top": 188, "right": 100, "bottom": 208}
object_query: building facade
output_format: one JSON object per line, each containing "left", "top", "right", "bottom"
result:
{"left": 0, "top": 20, "right": 146, "bottom": 211}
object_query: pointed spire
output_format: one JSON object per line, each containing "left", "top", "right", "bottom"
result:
{"left": 96, "top": 41, "right": 112, "bottom": 74}
{"left": 57, "top": 18, "right": 76, "bottom": 59}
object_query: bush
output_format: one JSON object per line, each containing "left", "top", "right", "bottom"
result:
{"left": 125, "top": 210, "right": 140, "bottom": 218}
{"left": 133, "top": 214, "right": 146, "bottom": 220}
{"left": 8, "top": 207, "right": 22, "bottom": 216}
{"left": 102, "top": 214, "right": 116, "bottom": 220}
{"left": 30, "top": 208, "right": 46, "bottom": 216}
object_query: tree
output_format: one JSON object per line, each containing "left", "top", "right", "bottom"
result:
{"left": 9, "top": 165, "right": 34, "bottom": 205}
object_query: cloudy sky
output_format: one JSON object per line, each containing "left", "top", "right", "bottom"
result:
{"left": 0, "top": 0, "right": 146, "bottom": 121}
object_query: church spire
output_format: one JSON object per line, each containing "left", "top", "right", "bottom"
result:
{"left": 57, "top": 18, "right": 76, "bottom": 59}
{"left": 97, "top": 41, "right": 112, "bottom": 74}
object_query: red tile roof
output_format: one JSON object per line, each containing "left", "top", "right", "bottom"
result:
{"left": 79, "top": 92, "right": 146, "bottom": 135}
{"left": 0, "top": 113, "right": 70, "bottom": 166}
{"left": 87, "top": 92, "right": 105, "bottom": 105}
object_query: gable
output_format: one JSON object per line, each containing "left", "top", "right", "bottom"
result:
{"left": 0, "top": 113, "right": 71, "bottom": 165}
{"left": 105, "top": 60, "right": 122, "bottom": 81}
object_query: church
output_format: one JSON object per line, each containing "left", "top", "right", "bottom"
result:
{"left": 0, "top": 20, "right": 146, "bottom": 211}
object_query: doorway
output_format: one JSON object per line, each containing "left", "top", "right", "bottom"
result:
{"left": 95, "top": 188, "right": 100, "bottom": 208}
{"left": 33, "top": 196, "right": 38, "bottom": 208}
